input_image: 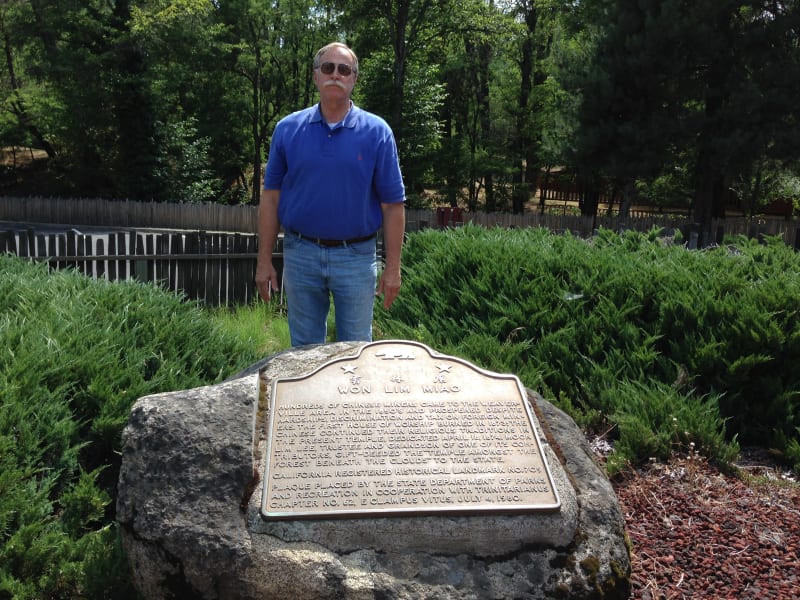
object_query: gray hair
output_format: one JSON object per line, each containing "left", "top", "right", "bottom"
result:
{"left": 313, "top": 42, "right": 359, "bottom": 74}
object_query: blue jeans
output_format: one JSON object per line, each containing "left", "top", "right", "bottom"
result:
{"left": 282, "top": 232, "right": 378, "bottom": 346}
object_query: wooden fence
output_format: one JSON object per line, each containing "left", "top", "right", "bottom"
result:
{"left": 1, "top": 196, "right": 798, "bottom": 306}
{"left": 2, "top": 195, "right": 798, "bottom": 244}
{"left": 408, "top": 206, "right": 800, "bottom": 249}
{"left": 0, "top": 227, "right": 266, "bottom": 306}
{"left": 0, "top": 196, "right": 259, "bottom": 233}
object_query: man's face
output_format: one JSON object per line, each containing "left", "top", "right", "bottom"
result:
{"left": 313, "top": 46, "right": 357, "bottom": 101}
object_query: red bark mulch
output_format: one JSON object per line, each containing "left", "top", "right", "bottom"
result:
{"left": 611, "top": 451, "right": 800, "bottom": 599}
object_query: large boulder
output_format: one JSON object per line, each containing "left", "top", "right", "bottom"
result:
{"left": 117, "top": 342, "right": 630, "bottom": 599}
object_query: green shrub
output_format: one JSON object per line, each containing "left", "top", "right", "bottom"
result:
{"left": 377, "top": 225, "right": 800, "bottom": 470}
{"left": 605, "top": 381, "right": 738, "bottom": 475}
{"left": 0, "top": 256, "right": 261, "bottom": 598}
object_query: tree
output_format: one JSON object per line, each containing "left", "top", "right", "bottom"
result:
{"left": 7, "top": 0, "right": 796, "bottom": 220}
{"left": 1, "top": 1, "right": 57, "bottom": 158}
{"left": 406, "top": 0, "right": 512, "bottom": 211}
{"left": 17, "top": 0, "right": 167, "bottom": 199}
{"left": 505, "top": 0, "right": 560, "bottom": 213}
{"left": 210, "top": 0, "right": 339, "bottom": 204}
{"left": 131, "top": 0, "right": 253, "bottom": 203}
{"left": 562, "top": 0, "right": 800, "bottom": 233}
{"left": 560, "top": 0, "right": 688, "bottom": 217}
{"left": 336, "top": 0, "right": 447, "bottom": 134}
{"left": 355, "top": 46, "right": 445, "bottom": 203}
{"left": 335, "top": 0, "right": 466, "bottom": 202}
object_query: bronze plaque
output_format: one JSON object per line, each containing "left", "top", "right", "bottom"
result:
{"left": 260, "top": 341, "right": 561, "bottom": 519}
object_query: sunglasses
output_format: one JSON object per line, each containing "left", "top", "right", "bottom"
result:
{"left": 318, "top": 62, "right": 355, "bottom": 76}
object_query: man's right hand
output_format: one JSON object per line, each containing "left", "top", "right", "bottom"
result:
{"left": 255, "top": 260, "right": 279, "bottom": 301}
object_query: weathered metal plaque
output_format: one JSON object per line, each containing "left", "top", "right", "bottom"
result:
{"left": 260, "top": 341, "right": 560, "bottom": 519}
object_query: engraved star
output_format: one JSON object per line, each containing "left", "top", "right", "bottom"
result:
{"left": 341, "top": 365, "right": 357, "bottom": 374}
{"left": 436, "top": 364, "right": 452, "bottom": 373}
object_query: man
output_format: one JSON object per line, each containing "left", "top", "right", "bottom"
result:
{"left": 255, "top": 42, "right": 406, "bottom": 347}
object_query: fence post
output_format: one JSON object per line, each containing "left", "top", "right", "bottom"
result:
{"left": 66, "top": 231, "right": 77, "bottom": 271}
{"left": 35, "top": 233, "right": 46, "bottom": 262}
{"left": 116, "top": 232, "right": 128, "bottom": 279}
{"left": 25, "top": 229, "right": 36, "bottom": 258}
{"left": 75, "top": 232, "right": 87, "bottom": 276}
{"left": 56, "top": 234, "right": 67, "bottom": 271}
{"left": 225, "top": 235, "right": 235, "bottom": 306}
{"left": 84, "top": 234, "right": 94, "bottom": 278}
{"left": 144, "top": 234, "right": 155, "bottom": 282}
{"left": 107, "top": 235, "right": 117, "bottom": 280}
{"left": 183, "top": 232, "right": 200, "bottom": 301}
{"left": 715, "top": 225, "right": 725, "bottom": 245}
{"left": 206, "top": 233, "right": 221, "bottom": 306}
{"left": 133, "top": 232, "right": 147, "bottom": 283}
{"left": 162, "top": 233, "right": 177, "bottom": 292}
{"left": 0, "top": 230, "right": 16, "bottom": 254}
{"left": 96, "top": 239, "right": 106, "bottom": 280}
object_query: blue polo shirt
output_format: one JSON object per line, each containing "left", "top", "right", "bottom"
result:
{"left": 263, "top": 103, "right": 405, "bottom": 240}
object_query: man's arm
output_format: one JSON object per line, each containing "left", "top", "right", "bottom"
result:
{"left": 376, "top": 201, "right": 405, "bottom": 309}
{"left": 255, "top": 188, "right": 281, "bottom": 301}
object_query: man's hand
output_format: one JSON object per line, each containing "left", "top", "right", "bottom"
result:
{"left": 255, "top": 260, "right": 279, "bottom": 302}
{"left": 256, "top": 188, "right": 281, "bottom": 302}
{"left": 379, "top": 201, "right": 405, "bottom": 309}
{"left": 376, "top": 267, "right": 401, "bottom": 309}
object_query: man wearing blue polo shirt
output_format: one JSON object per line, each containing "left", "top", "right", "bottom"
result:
{"left": 255, "top": 41, "right": 406, "bottom": 347}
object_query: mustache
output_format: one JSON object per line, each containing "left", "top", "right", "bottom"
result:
{"left": 323, "top": 80, "right": 347, "bottom": 90}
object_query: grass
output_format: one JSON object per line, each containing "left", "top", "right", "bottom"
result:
{"left": 209, "top": 296, "right": 342, "bottom": 351}
{"left": 208, "top": 300, "right": 291, "bottom": 356}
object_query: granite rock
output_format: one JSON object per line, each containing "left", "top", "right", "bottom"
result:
{"left": 117, "top": 342, "right": 630, "bottom": 599}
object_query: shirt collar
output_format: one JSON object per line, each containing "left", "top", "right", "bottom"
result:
{"left": 311, "top": 102, "right": 358, "bottom": 129}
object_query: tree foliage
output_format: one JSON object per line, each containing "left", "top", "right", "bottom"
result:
{"left": 0, "top": 0, "right": 798, "bottom": 216}
{"left": 562, "top": 0, "right": 800, "bottom": 226}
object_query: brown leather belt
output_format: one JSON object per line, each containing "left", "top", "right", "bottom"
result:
{"left": 288, "top": 229, "right": 376, "bottom": 248}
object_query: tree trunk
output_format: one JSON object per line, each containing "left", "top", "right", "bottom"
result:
{"left": 251, "top": 43, "right": 263, "bottom": 206}
{"left": 388, "top": 0, "right": 410, "bottom": 136}
{"left": 578, "top": 174, "right": 600, "bottom": 218}
{"left": 539, "top": 167, "right": 550, "bottom": 215}
{"left": 478, "top": 40, "right": 494, "bottom": 212}
{"left": 112, "top": 0, "right": 163, "bottom": 200}
{"left": 619, "top": 181, "right": 635, "bottom": 219}
{"left": 691, "top": 149, "right": 726, "bottom": 245}
{"left": 514, "top": 7, "right": 535, "bottom": 215}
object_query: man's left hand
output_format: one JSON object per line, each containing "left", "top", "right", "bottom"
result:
{"left": 376, "top": 269, "right": 401, "bottom": 309}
